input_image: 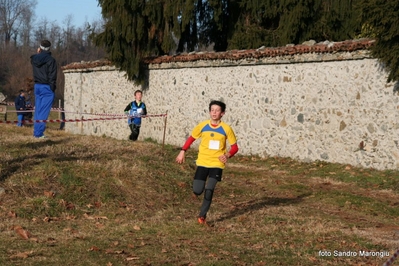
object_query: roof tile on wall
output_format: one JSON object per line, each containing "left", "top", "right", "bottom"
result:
{"left": 62, "top": 39, "right": 374, "bottom": 70}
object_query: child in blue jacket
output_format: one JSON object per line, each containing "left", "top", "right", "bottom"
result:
{"left": 14, "top": 90, "right": 26, "bottom": 127}
{"left": 124, "top": 90, "right": 147, "bottom": 141}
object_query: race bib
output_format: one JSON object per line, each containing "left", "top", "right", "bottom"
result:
{"left": 209, "top": 140, "right": 220, "bottom": 150}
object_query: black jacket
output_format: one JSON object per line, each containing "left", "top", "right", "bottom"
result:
{"left": 30, "top": 51, "right": 57, "bottom": 92}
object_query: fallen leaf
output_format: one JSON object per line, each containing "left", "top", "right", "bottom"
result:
{"left": 13, "top": 225, "right": 31, "bottom": 240}
{"left": 105, "top": 249, "right": 114, "bottom": 254}
{"left": 83, "top": 213, "right": 108, "bottom": 220}
{"left": 308, "top": 256, "right": 317, "bottom": 262}
{"left": 106, "top": 249, "right": 125, "bottom": 254}
{"left": 9, "top": 251, "right": 32, "bottom": 259}
{"left": 252, "top": 243, "right": 263, "bottom": 249}
{"left": 177, "top": 182, "right": 187, "bottom": 188}
{"left": 59, "top": 199, "right": 75, "bottom": 209}
{"left": 44, "top": 191, "right": 55, "bottom": 198}
{"left": 133, "top": 225, "right": 141, "bottom": 231}
{"left": 63, "top": 227, "right": 79, "bottom": 234}
{"left": 95, "top": 222, "right": 105, "bottom": 229}
{"left": 46, "top": 237, "right": 57, "bottom": 246}
{"left": 88, "top": 246, "right": 100, "bottom": 252}
{"left": 66, "top": 203, "right": 75, "bottom": 210}
{"left": 126, "top": 257, "right": 140, "bottom": 261}
{"left": 64, "top": 215, "right": 76, "bottom": 220}
{"left": 8, "top": 211, "right": 17, "bottom": 218}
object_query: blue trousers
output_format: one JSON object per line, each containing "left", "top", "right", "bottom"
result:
{"left": 17, "top": 114, "right": 24, "bottom": 127}
{"left": 33, "top": 84, "right": 54, "bottom": 137}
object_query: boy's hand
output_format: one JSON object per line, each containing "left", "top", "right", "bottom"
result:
{"left": 175, "top": 150, "right": 186, "bottom": 164}
{"left": 219, "top": 154, "right": 229, "bottom": 164}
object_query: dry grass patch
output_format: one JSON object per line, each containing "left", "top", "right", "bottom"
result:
{"left": 1, "top": 123, "right": 399, "bottom": 265}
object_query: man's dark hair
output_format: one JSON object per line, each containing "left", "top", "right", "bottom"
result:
{"left": 209, "top": 100, "right": 226, "bottom": 112}
{"left": 134, "top": 90, "right": 142, "bottom": 95}
{"left": 41, "top": 40, "right": 51, "bottom": 48}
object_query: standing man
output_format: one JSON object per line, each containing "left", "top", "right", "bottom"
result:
{"left": 14, "top": 90, "right": 26, "bottom": 127}
{"left": 30, "top": 40, "right": 57, "bottom": 139}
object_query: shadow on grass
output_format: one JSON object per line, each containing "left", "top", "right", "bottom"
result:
{"left": 215, "top": 193, "right": 311, "bottom": 222}
{"left": 0, "top": 138, "right": 98, "bottom": 182}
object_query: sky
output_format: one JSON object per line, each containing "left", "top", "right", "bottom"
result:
{"left": 35, "top": 0, "right": 102, "bottom": 27}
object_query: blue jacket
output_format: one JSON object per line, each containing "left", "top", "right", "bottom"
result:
{"left": 124, "top": 101, "right": 147, "bottom": 125}
{"left": 15, "top": 95, "right": 26, "bottom": 115}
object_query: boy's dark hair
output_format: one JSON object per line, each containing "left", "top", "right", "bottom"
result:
{"left": 134, "top": 90, "right": 142, "bottom": 95}
{"left": 209, "top": 100, "right": 226, "bottom": 112}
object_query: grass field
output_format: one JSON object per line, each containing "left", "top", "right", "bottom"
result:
{"left": 1, "top": 113, "right": 399, "bottom": 266}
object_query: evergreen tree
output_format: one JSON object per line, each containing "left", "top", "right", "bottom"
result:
{"left": 360, "top": 0, "right": 399, "bottom": 82}
{"left": 227, "top": 0, "right": 361, "bottom": 49}
{"left": 94, "top": 0, "right": 155, "bottom": 83}
{"left": 94, "top": 0, "right": 205, "bottom": 83}
{"left": 93, "top": 0, "right": 363, "bottom": 82}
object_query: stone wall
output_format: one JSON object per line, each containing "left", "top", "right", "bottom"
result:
{"left": 63, "top": 42, "right": 399, "bottom": 170}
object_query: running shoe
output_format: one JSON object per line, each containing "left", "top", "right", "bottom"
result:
{"left": 198, "top": 217, "right": 207, "bottom": 225}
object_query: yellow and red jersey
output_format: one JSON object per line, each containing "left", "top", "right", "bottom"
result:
{"left": 190, "top": 120, "right": 237, "bottom": 169}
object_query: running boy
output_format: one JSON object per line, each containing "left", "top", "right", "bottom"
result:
{"left": 124, "top": 90, "right": 147, "bottom": 141}
{"left": 175, "top": 100, "right": 239, "bottom": 225}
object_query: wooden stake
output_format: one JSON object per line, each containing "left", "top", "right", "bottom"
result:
{"left": 162, "top": 110, "right": 168, "bottom": 149}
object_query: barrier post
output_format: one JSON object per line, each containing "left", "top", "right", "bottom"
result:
{"left": 0, "top": 104, "right": 7, "bottom": 121}
{"left": 58, "top": 100, "right": 61, "bottom": 120}
{"left": 162, "top": 110, "right": 168, "bottom": 149}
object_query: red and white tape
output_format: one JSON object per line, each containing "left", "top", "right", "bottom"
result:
{"left": 0, "top": 113, "right": 167, "bottom": 124}
{"left": 4, "top": 104, "right": 156, "bottom": 118}
{"left": 384, "top": 249, "right": 399, "bottom": 266}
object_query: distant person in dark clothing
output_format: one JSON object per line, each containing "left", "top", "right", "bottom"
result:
{"left": 59, "top": 110, "right": 65, "bottom": 130}
{"left": 25, "top": 90, "right": 33, "bottom": 120}
{"left": 14, "top": 90, "right": 26, "bottom": 127}
{"left": 30, "top": 40, "right": 57, "bottom": 139}
{"left": 124, "top": 90, "right": 147, "bottom": 141}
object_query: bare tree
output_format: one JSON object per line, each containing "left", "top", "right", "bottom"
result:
{"left": 18, "top": 3, "right": 34, "bottom": 51}
{"left": 0, "top": 0, "right": 37, "bottom": 46}
{"left": 0, "top": 8, "right": 105, "bottom": 102}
